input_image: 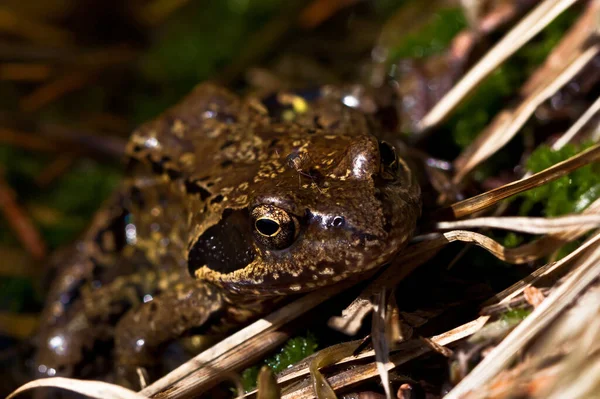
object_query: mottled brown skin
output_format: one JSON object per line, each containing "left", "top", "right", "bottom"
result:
{"left": 35, "top": 83, "right": 421, "bottom": 385}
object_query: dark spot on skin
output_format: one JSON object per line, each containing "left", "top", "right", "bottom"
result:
{"left": 94, "top": 209, "right": 128, "bottom": 252}
{"left": 188, "top": 209, "right": 256, "bottom": 275}
{"left": 147, "top": 155, "right": 171, "bottom": 175}
{"left": 220, "top": 160, "right": 233, "bottom": 168}
{"left": 313, "top": 116, "right": 322, "bottom": 128}
{"left": 269, "top": 139, "right": 279, "bottom": 148}
{"left": 124, "top": 157, "right": 142, "bottom": 174}
{"left": 151, "top": 162, "right": 164, "bottom": 175}
{"left": 210, "top": 194, "right": 224, "bottom": 204}
{"left": 308, "top": 168, "right": 323, "bottom": 183}
{"left": 129, "top": 186, "right": 145, "bottom": 208}
{"left": 166, "top": 168, "right": 182, "bottom": 179}
{"left": 220, "top": 140, "right": 235, "bottom": 150}
{"left": 185, "top": 180, "right": 211, "bottom": 201}
{"left": 206, "top": 182, "right": 215, "bottom": 187}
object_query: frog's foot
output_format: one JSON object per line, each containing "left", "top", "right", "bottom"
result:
{"left": 114, "top": 281, "right": 224, "bottom": 387}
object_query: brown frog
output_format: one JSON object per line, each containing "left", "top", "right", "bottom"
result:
{"left": 35, "top": 83, "right": 421, "bottom": 385}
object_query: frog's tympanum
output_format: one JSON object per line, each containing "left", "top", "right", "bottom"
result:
{"left": 36, "top": 83, "right": 421, "bottom": 384}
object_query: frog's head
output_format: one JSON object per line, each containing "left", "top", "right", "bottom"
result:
{"left": 187, "top": 126, "right": 421, "bottom": 295}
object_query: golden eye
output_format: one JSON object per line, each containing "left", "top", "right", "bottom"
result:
{"left": 251, "top": 205, "right": 299, "bottom": 250}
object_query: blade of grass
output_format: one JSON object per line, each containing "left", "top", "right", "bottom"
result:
{"left": 8, "top": 377, "right": 148, "bottom": 399}
{"left": 418, "top": 0, "right": 580, "bottom": 130}
{"left": 444, "top": 142, "right": 600, "bottom": 219}
{"left": 443, "top": 239, "right": 600, "bottom": 399}
{"left": 436, "top": 214, "right": 600, "bottom": 234}
{"left": 552, "top": 95, "right": 600, "bottom": 150}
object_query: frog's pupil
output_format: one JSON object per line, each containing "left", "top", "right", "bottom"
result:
{"left": 256, "top": 219, "right": 280, "bottom": 236}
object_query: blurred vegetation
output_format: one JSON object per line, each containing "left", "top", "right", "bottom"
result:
{"left": 387, "top": 7, "right": 467, "bottom": 60}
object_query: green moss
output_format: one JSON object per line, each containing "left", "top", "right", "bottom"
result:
{"left": 520, "top": 143, "right": 600, "bottom": 217}
{"left": 448, "top": 9, "right": 578, "bottom": 150}
{"left": 132, "top": 0, "right": 285, "bottom": 122}
{"left": 500, "top": 308, "right": 531, "bottom": 323}
{"left": 503, "top": 232, "right": 524, "bottom": 249}
{"left": 555, "top": 239, "right": 583, "bottom": 260}
{"left": 241, "top": 333, "right": 318, "bottom": 391}
{"left": 388, "top": 7, "right": 467, "bottom": 60}
{"left": 450, "top": 65, "right": 521, "bottom": 149}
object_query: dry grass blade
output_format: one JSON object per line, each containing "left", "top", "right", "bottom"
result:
{"left": 0, "top": 62, "right": 52, "bottom": 81}
{"left": 429, "top": 230, "right": 562, "bottom": 264}
{"left": 140, "top": 280, "right": 356, "bottom": 398}
{"left": 417, "top": 0, "right": 580, "bottom": 131}
{"left": 7, "top": 377, "right": 148, "bottom": 399}
{"left": 453, "top": 0, "right": 600, "bottom": 182}
{"left": 443, "top": 238, "right": 600, "bottom": 399}
{"left": 19, "top": 71, "right": 92, "bottom": 112}
{"left": 0, "top": 171, "right": 46, "bottom": 260}
{"left": 137, "top": 0, "right": 193, "bottom": 26}
{"left": 371, "top": 289, "right": 392, "bottom": 399}
{"left": 0, "top": 7, "right": 72, "bottom": 46}
{"left": 485, "top": 230, "right": 600, "bottom": 307}
{"left": 436, "top": 214, "right": 600, "bottom": 234}
{"left": 473, "top": 278, "right": 600, "bottom": 398}
{"left": 552, "top": 95, "right": 600, "bottom": 150}
{"left": 0, "top": 127, "right": 58, "bottom": 152}
{"left": 536, "top": 285, "right": 600, "bottom": 398}
{"left": 280, "top": 319, "right": 487, "bottom": 399}
{"left": 446, "top": 142, "right": 600, "bottom": 219}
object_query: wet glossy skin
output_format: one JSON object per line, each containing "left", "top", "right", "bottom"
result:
{"left": 35, "top": 83, "right": 421, "bottom": 384}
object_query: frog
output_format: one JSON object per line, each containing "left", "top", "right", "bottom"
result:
{"left": 34, "top": 82, "right": 421, "bottom": 386}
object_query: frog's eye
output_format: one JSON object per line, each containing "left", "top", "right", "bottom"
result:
{"left": 378, "top": 141, "right": 398, "bottom": 179}
{"left": 251, "top": 205, "right": 299, "bottom": 250}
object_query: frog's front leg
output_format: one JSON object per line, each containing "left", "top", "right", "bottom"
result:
{"left": 114, "top": 280, "right": 224, "bottom": 384}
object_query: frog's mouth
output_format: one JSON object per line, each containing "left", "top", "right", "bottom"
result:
{"left": 188, "top": 208, "right": 257, "bottom": 276}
